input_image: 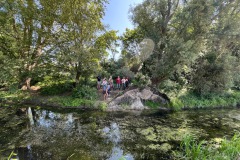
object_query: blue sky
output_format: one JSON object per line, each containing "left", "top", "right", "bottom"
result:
{"left": 103, "top": 0, "right": 143, "bottom": 36}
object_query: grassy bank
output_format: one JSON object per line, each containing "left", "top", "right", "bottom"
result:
{"left": 1, "top": 88, "right": 240, "bottom": 111}
{"left": 169, "top": 90, "right": 240, "bottom": 111}
{"left": 0, "top": 90, "right": 97, "bottom": 109}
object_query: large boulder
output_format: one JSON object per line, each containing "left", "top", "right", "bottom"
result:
{"left": 107, "top": 88, "right": 167, "bottom": 111}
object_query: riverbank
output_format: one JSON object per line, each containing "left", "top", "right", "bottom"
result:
{"left": 169, "top": 90, "right": 240, "bottom": 110}
{"left": 1, "top": 89, "right": 240, "bottom": 111}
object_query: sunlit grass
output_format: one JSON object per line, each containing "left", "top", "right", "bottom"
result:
{"left": 169, "top": 90, "right": 240, "bottom": 110}
{"left": 49, "top": 96, "right": 95, "bottom": 107}
{"left": 0, "top": 90, "right": 31, "bottom": 102}
{"left": 144, "top": 100, "right": 161, "bottom": 109}
{"left": 179, "top": 134, "right": 240, "bottom": 160}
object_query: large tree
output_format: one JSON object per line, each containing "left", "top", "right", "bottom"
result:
{"left": 129, "top": 0, "right": 240, "bottom": 95}
{"left": 0, "top": 0, "right": 111, "bottom": 89}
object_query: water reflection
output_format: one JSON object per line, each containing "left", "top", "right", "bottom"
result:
{"left": 1, "top": 107, "right": 240, "bottom": 159}
{"left": 103, "top": 122, "right": 134, "bottom": 160}
{"left": 34, "top": 110, "right": 75, "bottom": 130}
{"left": 27, "top": 107, "right": 34, "bottom": 126}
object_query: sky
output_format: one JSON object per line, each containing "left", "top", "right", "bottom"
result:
{"left": 102, "top": 0, "right": 143, "bottom": 36}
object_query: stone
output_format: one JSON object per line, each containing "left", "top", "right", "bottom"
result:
{"left": 139, "top": 89, "right": 153, "bottom": 100}
{"left": 107, "top": 88, "right": 169, "bottom": 111}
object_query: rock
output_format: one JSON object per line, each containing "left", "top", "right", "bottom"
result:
{"left": 107, "top": 88, "right": 168, "bottom": 111}
{"left": 139, "top": 89, "right": 152, "bottom": 100}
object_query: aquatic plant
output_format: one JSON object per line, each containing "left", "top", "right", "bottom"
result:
{"left": 180, "top": 134, "right": 240, "bottom": 160}
{"left": 8, "top": 151, "right": 18, "bottom": 160}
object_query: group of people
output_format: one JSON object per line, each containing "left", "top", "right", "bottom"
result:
{"left": 115, "top": 76, "right": 130, "bottom": 90}
{"left": 97, "top": 75, "right": 130, "bottom": 100}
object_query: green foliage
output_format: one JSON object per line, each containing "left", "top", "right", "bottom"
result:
{"left": 133, "top": 72, "right": 151, "bottom": 89}
{"left": 8, "top": 151, "right": 17, "bottom": 160}
{"left": 169, "top": 98, "right": 184, "bottom": 111}
{"left": 72, "top": 85, "right": 97, "bottom": 100}
{"left": 179, "top": 90, "right": 240, "bottom": 109}
{"left": 191, "top": 54, "right": 235, "bottom": 96}
{"left": 180, "top": 134, "right": 240, "bottom": 160}
{"left": 50, "top": 96, "right": 94, "bottom": 107}
{"left": 8, "top": 83, "right": 19, "bottom": 94}
{"left": 38, "top": 77, "right": 73, "bottom": 95}
{"left": 99, "top": 102, "right": 107, "bottom": 111}
{"left": 144, "top": 100, "right": 160, "bottom": 109}
{"left": 0, "top": 90, "right": 31, "bottom": 103}
{"left": 115, "top": 66, "right": 135, "bottom": 80}
{"left": 1, "top": 0, "right": 110, "bottom": 88}
{"left": 180, "top": 135, "right": 207, "bottom": 160}
{"left": 159, "top": 79, "right": 184, "bottom": 97}
{"left": 128, "top": 0, "right": 240, "bottom": 97}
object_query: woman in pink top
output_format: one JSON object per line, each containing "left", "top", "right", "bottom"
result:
{"left": 116, "top": 76, "right": 121, "bottom": 90}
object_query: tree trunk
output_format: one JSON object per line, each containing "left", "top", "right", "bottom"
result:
{"left": 26, "top": 77, "right": 33, "bottom": 91}
{"left": 75, "top": 72, "right": 81, "bottom": 87}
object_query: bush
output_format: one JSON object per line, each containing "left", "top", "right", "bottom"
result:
{"left": 50, "top": 96, "right": 94, "bottom": 107}
{"left": 72, "top": 85, "right": 97, "bottom": 100}
{"left": 38, "top": 76, "right": 73, "bottom": 95}
{"left": 169, "top": 98, "right": 184, "bottom": 111}
{"left": 99, "top": 102, "right": 107, "bottom": 111}
{"left": 133, "top": 72, "right": 151, "bottom": 89}
{"left": 40, "top": 82, "right": 73, "bottom": 95}
{"left": 114, "top": 66, "right": 135, "bottom": 80}
{"left": 179, "top": 90, "right": 240, "bottom": 109}
{"left": 144, "top": 100, "right": 160, "bottom": 109}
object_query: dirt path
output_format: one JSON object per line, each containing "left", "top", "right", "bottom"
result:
{"left": 97, "top": 88, "right": 128, "bottom": 103}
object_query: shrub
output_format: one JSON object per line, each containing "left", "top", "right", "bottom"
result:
{"left": 144, "top": 100, "right": 160, "bottom": 109}
{"left": 40, "top": 81, "right": 73, "bottom": 95}
{"left": 72, "top": 85, "right": 97, "bottom": 100}
{"left": 179, "top": 90, "right": 240, "bottom": 109}
{"left": 99, "top": 102, "right": 107, "bottom": 111}
{"left": 169, "top": 98, "right": 184, "bottom": 111}
{"left": 133, "top": 72, "right": 151, "bottom": 89}
{"left": 114, "top": 66, "right": 135, "bottom": 80}
{"left": 50, "top": 97, "right": 94, "bottom": 107}
{"left": 38, "top": 76, "right": 73, "bottom": 95}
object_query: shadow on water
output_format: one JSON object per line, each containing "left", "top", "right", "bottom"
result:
{"left": 1, "top": 106, "right": 240, "bottom": 159}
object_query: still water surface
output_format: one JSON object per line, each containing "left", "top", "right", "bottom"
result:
{"left": 0, "top": 106, "right": 240, "bottom": 159}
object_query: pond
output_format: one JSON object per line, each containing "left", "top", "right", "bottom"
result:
{"left": 0, "top": 106, "right": 240, "bottom": 159}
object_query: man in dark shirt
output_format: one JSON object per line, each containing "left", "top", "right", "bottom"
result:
{"left": 97, "top": 75, "right": 101, "bottom": 90}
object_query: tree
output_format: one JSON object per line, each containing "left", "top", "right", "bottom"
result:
{"left": 129, "top": 0, "right": 240, "bottom": 95}
{"left": 0, "top": 0, "right": 109, "bottom": 89}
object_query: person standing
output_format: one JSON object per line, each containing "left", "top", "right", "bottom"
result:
{"left": 116, "top": 76, "right": 121, "bottom": 90}
{"left": 102, "top": 78, "right": 108, "bottom": 100}
{"left": 97, "top": 75, "right": 101, "bottom": 90}
{"left": 125, "top": 77, "right": 129, "bottom": 88}
{"left": 107, "top": 81, "right": 111, "bottom": 97}
{"left": 121, "top": 77, "right": 126, "bottom": 90}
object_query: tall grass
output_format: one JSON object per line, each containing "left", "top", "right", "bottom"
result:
{"left": 144, "top": 100, "right": 161, "bottom": 109}
{"left": 49, "top": 96, "right": 95, "bottom": 107}
{"left": 180, "top": 134, "right": 240, "bottom": 160}
{"left": 169, "top": 90, "right": 240, "bottom": 110}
